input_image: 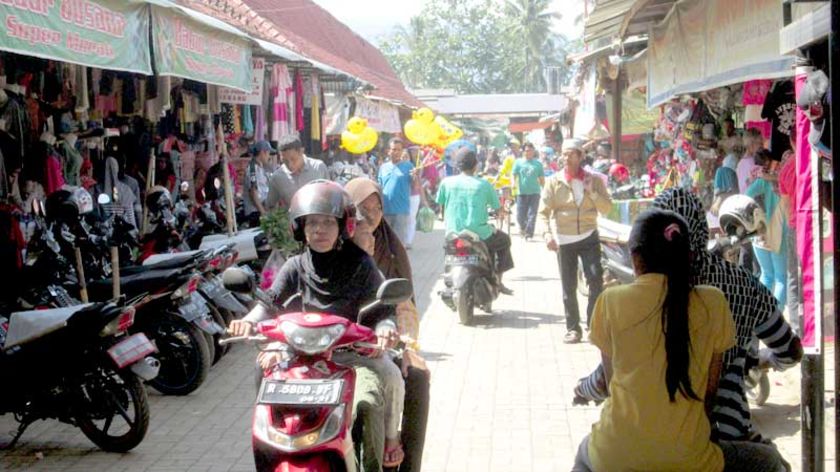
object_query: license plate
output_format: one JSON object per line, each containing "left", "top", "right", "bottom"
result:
{"left": 258, "top": 379, "right": 344, "bottom": 406}
{"left": 108, "top": 333, "right": 156, "bottom": 369}
{"left": 200, "top": 276, "right": 224, "bottom": 298}
{"left": 178, "top": 294, "right": 209, "bottom": 322}
{"left": 445, "top": 254, "right": 479, "bottom": 265}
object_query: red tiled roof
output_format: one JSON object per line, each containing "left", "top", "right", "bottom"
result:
{"left": 179, "top": 0, "right": 422, "bottom": 108}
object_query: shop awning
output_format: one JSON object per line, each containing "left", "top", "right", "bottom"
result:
{"left": 0, "top": 0, "right": 152, "bottom": 74}
{"left": 508, "top": 120, "right": 556, "bottom": 134}
{"left": 584, "top": 0, "right": 677, "bottom": 45}
{"left": 647, "top": 0, "right": 795, "bottom": 108}
{"left": 253, "top": 38, "right": 366, "bottom": 85}
{"left": 148, "top": 0, "right": 252, "bottom": 91}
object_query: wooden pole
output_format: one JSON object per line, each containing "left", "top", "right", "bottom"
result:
{"left": 74, "top": 247, "right": 88, "bottom": 303}
{"left": 218, "top": 123, "right": 237, "bottom": 236}
{"left": 110, "top": 246, "right": 120, "bottom": 301}
{"left": 142, "top": 150, "right": 156, "bottom": 235}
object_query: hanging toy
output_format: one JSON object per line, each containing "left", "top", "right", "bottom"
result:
{"left": 341, "top": 117, "right": 379, "bottom": 154}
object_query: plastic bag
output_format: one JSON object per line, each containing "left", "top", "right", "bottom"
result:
{"left": 416, "top": 206, "right": 436, "bottom": 233}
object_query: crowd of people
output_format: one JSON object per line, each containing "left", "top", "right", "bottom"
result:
{"left": 224, "top": 121, "right": 804, "bottom": 472}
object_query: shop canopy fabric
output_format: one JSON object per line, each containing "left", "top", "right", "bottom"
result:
{"left": 647, "top": 0, "right": 794, "bottom": 108}
{"left": 0, "top": 0, "right": 152, "bottom": 75}
{"left": 148, "top": 0, "right": 252, "bottom": 91}
{"left": 0, "top": 0, "right": 366, "bottom": 93}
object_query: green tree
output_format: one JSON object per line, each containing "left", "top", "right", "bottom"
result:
{"left": 379, "top": 0, "right": 574, "bottom": 94}
{"left": 504, "top": 0, "right": 561, "bottom": 91}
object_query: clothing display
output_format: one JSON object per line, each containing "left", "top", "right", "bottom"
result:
{"left": 761, "top": 80, "right": 796, "bottom": 161}
{"left": 270, "top": 64, "right": 292, "bottom": 140}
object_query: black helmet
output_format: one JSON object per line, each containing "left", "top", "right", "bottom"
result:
{"left": 145, "top": 186, "right": 173, "bottom": 214}
{"left": 45, "top": 189, "right": 79, "bottom": 224}
{"left": 289, "top": 180, "right": 356, "bottom": 242}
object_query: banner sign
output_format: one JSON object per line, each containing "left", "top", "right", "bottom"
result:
{"left": 794, "top": 68, "right": 822, "bottom": 354}
{"left": 151, "top": 5, "right": 251, "bottom": 91}
{"left": 219, "top": 57, "right": 265, "bottom": 105}
{"left": 354, "top": 97, "right": 401, "bottom": 134}
{"left": 647, "top": 0, "right": 793, "bottom": 108}
{"left": 573, "top": 63, "right": 597, "bottom": 138}
{"left": 0, "top": 0, "right": 151, "bottom": 74}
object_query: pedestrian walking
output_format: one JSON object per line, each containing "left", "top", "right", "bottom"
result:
{"left": 378, "top": 137, "right": 414, "bottom": 244}
{"left": 539, "top": 138, "right": 612, "bottom": 343}
{"left": 242, "top": 140, "right": 273, "bottom": 226}
{"left": 265, "top": 135, "right": 329, "bottom": 210}
{"left": 512, "top": 142, "right": 544, "bottom": 239}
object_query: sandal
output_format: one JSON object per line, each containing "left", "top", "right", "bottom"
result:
{"left": 383, "top": 441, "right": 405, "bottom": 468}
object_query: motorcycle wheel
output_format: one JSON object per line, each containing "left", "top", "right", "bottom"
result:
{"left": 206, "top": 303, "right": 230, "bottom": 364}
{"left": 577, "top": 266, "right": 590, "bottom": 297}
{"left": 457, "top": 289, "right": 474, "bottom": 326}
{"left": 75, "top": 365, "right": 150, "bottom": 452}
{"left": 145, "top": 314, "right": 212, "bottom": 396}
{"left": 745, "top": 368, "right": 771, "bottom": 406}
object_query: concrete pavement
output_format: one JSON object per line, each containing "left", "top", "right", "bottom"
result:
{"left": 0, "top": 222, "right": 830, "bottom": 471}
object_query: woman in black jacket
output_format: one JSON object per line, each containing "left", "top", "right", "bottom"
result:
{"left": 229, "top": 180, "right": 405, "bottom": 470}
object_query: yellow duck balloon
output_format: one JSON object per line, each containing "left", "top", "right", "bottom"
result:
{"left": 341, "top": 117, "right": 379, "bottom": 154}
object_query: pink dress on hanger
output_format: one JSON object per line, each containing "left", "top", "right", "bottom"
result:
{"left": 270, "top": 64, "right": 292, "bottom": 140}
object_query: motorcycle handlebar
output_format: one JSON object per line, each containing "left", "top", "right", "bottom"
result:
{"left": 219, "top": 334, "right": 268, "bottom": 346}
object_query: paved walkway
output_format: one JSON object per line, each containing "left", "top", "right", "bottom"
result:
{"left": 0, "top": 223, "right": 831, "bottom": 471}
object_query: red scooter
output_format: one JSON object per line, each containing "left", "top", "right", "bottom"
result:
{"left": 221, "top": 268, "right": 411, "bottom": 472}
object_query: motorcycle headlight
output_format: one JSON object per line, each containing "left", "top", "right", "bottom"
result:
{"left": 253, "top": 404, "right": 344, "bottom": 452}
{"left": 279, "top": 321, "right": 346, "bottom": 355}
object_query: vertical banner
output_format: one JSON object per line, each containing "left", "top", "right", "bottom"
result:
{"left": 218, "top": 58, "right": 265, "bottom": 105}
{"left": 573, "top": 63, "right": 597, "bottom": 137}
{"left": 151, "top": 5, "right": 251, "bottom": 91}
{"left": 0, "top": 0, "right": 151, "bottom": 74}
{"left": 795, "top": 67, "right": 821, "bottom": 353}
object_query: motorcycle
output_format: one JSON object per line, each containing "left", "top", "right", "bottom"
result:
{"left": 438, "top": 230, "right": 500, "bottom": 325}
{"left": 0, "top": 298, "right": 159, "bottom": 451}
{"left": 577, "top": 217, "right": 634, "bottom": 297}
{"left": 220, "top": 268, "right": 412, "bottom": 472}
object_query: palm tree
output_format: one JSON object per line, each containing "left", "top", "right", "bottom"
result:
{"left": 393, "top": 17, "right": 428, "bottom": 88}
{"left": 504, "top": 0, "right": 560, "bottom": 92}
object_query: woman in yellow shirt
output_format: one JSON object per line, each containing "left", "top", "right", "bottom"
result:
{"left": 572, "top": 209, "right": 787, "bottom": 472}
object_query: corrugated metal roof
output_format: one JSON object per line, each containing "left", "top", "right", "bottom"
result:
{"left": 242, "top": 0, "right": 423, "bottom": 107}
{"left": 584, "top": 0, "right": 636, "bottom": 43}
{"left": 424, "top": 94, "right": 569, "bottom": 116}
{"left": 584, "top": 0, "right": 677, "bottom": 44}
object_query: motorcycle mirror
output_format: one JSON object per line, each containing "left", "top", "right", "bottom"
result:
{"left": 222, "top": 267, "right": 255, "bottom": 294}
{"left": 31, "top": 198, "right": 42, "bottom": 216}
{"left": 214, "top": 178, "right": 221, "bottom": 190}
{"left": 376, "top": 278, "right": 412, "bottom": 306}
{"left": 97, "top": 193, "right": 111, "bottom": 205}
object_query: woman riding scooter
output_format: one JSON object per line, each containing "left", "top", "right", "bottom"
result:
{"left": 228, "top": 180, "right": 406, "bottom": 470}
{"left": 346, "top": 177, "right": 431, "bottom": 472}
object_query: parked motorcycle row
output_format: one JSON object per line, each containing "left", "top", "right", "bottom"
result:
{"left": 0, "top": 184, "right": 270, "bottom": 452}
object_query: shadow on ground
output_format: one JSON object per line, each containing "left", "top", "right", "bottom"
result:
{"left": 471, "top": 310, "right": 559, "bottom": 330}
{"left": 752, "top": 402, "right": 802, "bottom": 439}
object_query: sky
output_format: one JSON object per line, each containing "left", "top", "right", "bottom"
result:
{"left": 311, "top": 0, "right": 585, "bottom": 45}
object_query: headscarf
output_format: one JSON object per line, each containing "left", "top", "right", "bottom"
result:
{"left": 653, "top": 188, "right": 798, "bottom": 440}
{"left": 345, "top": 177, "right": 413, "bottom": 290}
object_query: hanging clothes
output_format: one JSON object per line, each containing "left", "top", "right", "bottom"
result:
{"left": 44, "top": 148, "right": 65, "bottom": 195}
{"left": 232, "top": 104, "right": 242, "bottom": 134}
{"left": 310, "top": 73, "right": 321, "bottom": 144}
{"left": 60, "top": 140, "right": 82, "bottom": 186}
{"left": 75, "top": 65, "right": 89, "bottom": 112}
{"left": 270, "top": 64, "right": 292, "bottom": 140}
{"left": 294, "top": 70, "right": 304, "bottom": 132}
{"left": 243, "top": 105, "right": 254, "bottom": 136}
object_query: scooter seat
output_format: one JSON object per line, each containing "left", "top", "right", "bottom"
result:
{"left": 122, "top": 252, "right": 205, "bottom": 275}
{"left": 87, "top": 268, "right": 186, "bottom": 300}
